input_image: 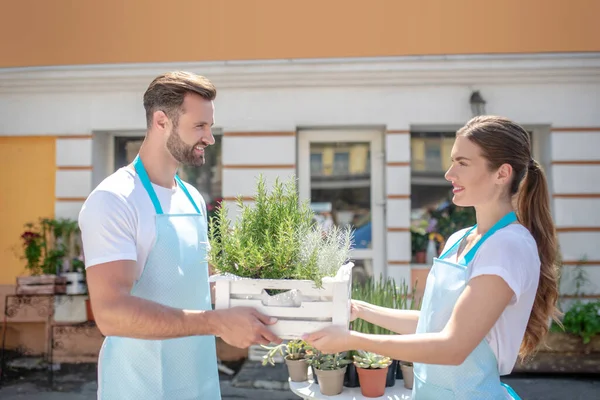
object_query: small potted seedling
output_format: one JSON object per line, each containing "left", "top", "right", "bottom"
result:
{"left": 262, "top": 339, "right": 309, "bottom": 382}
{"left": 353, "top": 350, "right": 392, "bottom": 398}
{"left": 305, "top": 350, "right": 352, "bottom": 396}
{"left": 400, "top": 361, "right": 414, "bottom": 389}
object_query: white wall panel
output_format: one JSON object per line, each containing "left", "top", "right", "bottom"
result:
{"left": 558, "top": 231, "right": 600, "bottom": 261}
{"left": 551, "top": 132, "right": 600, "bottom": 161}
{"left": 386, "top": 166, "right": 410, "bottom": 196}
{"left": 554, "top": 198, "right": 600, "bottom": 227}
{"left": 55, "top": 170, "right": 92, "bottom": 198}
{"left": 386, "top": 231, "right": 411, "bottom": 262}
{"left": 56, "top": 138, "right": 93, "bottom": 167}
{"left": 55, "top": 201, "right": 84, "bottom": 220}
{"left": 222, "top": 136, "right": 295, "bottom": 165}
{"left": 386, "top": 199, "right": 411, "bottom": 229}
{"left": 559, "top": 265, "right": 600, "bottom": 296}
{"left": 385, "top": 134, "right": 410, "bottom": 162}
{"left": 552, "top": 165, "right": 600, "bottom": 194}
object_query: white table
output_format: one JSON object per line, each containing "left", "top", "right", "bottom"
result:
{"left": 289, "top": 378, "right": 413, "bottom": 399}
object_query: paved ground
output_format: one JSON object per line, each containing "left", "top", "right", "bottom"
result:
{"left": 0, "top": 361, "right": 598, "bottom": 399}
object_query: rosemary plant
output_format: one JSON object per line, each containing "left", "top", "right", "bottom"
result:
{"left": 208, "top": 175, "right": 353, "bottom": 286}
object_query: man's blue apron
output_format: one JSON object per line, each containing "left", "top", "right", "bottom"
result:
{"left": 98, "top": 155, "right": 221, "bottom": 399}
{"left": 412, "top": 211, "right": 522, "bottom": 399}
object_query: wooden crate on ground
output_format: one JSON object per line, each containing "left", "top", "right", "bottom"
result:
{"left": 16, "top": 275, "right": 67, "bottom": 295}
{"left": 214, "top": 263, "right": 353, "bottom": 340}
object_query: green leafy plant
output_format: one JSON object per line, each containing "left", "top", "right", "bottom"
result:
{"left": 352, "top": 350, "right": 392, "bottom": 369}
{"left": 208, "top": 175, "right": 353, "bottom": 286}
{"left": 559, "top": 300, "right": 600, "bottom": 344}
{"left": 261, "top": 339, "right": 308, "bottom": 366}
{"left": 351, "top": 276, "right": 420, "bottom": 335}
{"left": 429, "top": 200, "right": 476, "bottom": 242}
{"left": 305, "top": 349, "right": 352, "bottom": 371}
{"left": 20, "top": 217, "right": 82, "bottom": 275}
{"left": 410, "top": 227, "right": 428, "bottom": 255}
{"left": 550, "top": 256, "right": 599, "bottom": 344}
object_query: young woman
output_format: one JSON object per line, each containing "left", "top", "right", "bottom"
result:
{"left": 303, "top": 116, "right": 561, "bottom": 399}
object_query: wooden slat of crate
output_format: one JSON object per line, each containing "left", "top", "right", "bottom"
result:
{"left": 215, "top": 264, "right": 353, "bottom": 340}
{"left": 228, "top": 279, "right": 333, "bottom": 298}
{"left": 229, "top": 298, "right": 333, "bottom": 320}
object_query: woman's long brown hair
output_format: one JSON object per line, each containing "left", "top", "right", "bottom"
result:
{"left": 457, "top": 115, "right": 561, "bottom": 358}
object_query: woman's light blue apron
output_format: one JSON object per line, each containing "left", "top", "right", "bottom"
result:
{"left": 412, "top": 211, "right": 522, "bottom": 400}
{"left": 98, "top": 155, "right": 221, "bottom": 399}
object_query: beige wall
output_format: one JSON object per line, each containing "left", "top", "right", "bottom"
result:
{"left": 1, "top": 0, "right": 599, "bottom": 68}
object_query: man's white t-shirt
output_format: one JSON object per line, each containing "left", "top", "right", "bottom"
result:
{"left": 78, "top": 166, "right": 209, "bottom": 278}
{"left": 440, "top": 224, "right": 540, "bottom": 376}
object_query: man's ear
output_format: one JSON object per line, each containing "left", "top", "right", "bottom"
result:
{"left": 152, "top": 110, "right": 169, "bottom": 131}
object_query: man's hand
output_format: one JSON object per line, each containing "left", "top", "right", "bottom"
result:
{"left": 214, "top": 307, "right": 283, "bottom": 348}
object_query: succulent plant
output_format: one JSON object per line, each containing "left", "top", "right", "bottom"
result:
{"left": 261, "top": 339, "right": 308, "bottom": 366}
{"left": 305, "top": 349, "right": 352, "bottom": 371}
{"left": 352, "top": 350, "right": 392, "bottom": 369}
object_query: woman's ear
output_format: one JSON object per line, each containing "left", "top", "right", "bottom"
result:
{"left": 495, "top": 163, "right": 513, "bottom": 185}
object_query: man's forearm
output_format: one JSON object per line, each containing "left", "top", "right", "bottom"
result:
{"left": 359, "top": 304, "right": 420, "bottom": 335}
{"left": 96, "top": 295, "right": 221, "bottom": 340}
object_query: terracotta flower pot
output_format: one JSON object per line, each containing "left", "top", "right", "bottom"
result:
{"left": 314, "top": 366, "right": 347, "bottom": 396}
{"left": 401, "top": 364, "right": 414, "bottom": 389}
{"left": 356, "top": 366, "right": 388, "bottom": 398}
{"left": 285, "top": 357, "right": 308, "bottom": 382}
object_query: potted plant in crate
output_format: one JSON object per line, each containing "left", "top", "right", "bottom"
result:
{"left": 261, "top": 339, "right": 309, "bottom": 382}
{"left": 353, "top": 350, "right": 392, "bottom": 398}
{"left": 209, "top": 175, "right": 354, "bottom": 339}
{"left": 305, "top": 349, "right": 352, "bottom": 396}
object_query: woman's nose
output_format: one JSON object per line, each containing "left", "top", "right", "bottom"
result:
{"left": 444, "top": 166, "right": 454, "bottom": 182}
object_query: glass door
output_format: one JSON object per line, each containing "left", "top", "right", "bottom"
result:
{"left": 298, "top": 130, "right": 385, "bottom": 282}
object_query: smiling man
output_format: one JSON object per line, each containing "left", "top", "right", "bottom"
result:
{"left": 79, "top": 72, "right": 281, "bottom": 399}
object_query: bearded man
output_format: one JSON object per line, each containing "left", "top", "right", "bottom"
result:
{"left": 79, "top": 72, "right": 280, "bottom": 400}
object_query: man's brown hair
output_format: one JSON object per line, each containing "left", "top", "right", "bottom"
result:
{"left": 143, "top": 71, "right": 217, "bottom": 128}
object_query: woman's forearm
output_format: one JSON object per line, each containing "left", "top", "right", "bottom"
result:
{"left": 348, "top": 331, "right": 463, "bottom": 365}
{"left": 358, "top": 302, "right": 420, "bottom": 335}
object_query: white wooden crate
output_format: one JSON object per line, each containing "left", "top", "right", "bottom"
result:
{"left": 213, "top": 263, "right": 353, "bottom": 340}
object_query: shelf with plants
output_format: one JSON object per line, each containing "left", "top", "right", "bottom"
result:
{"left": 210, "top": 175, "right": 354, "bottom": 339}
{"left": 19, "top": 218, "right": 87, "bottom": 296}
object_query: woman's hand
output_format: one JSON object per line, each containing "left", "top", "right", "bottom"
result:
{"left": 350, "top": 300, "right": 365, "bottom": 322}
{"left": 302, "top": 325, "right": 354, "bottom": 354}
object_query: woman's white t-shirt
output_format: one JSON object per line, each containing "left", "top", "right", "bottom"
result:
{"left": 440, "top": 224, "right": 541, "bottom": 376}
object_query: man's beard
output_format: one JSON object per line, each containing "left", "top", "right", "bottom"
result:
{"left": 166, "top": 126, "right": 204, "bottom": 167}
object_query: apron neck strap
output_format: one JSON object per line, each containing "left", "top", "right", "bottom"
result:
{"left": 133, "top": 155, "right": 202, "bottom": 215}
{"left": 462, "top": 211, "right": 518, "bottom": 265}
